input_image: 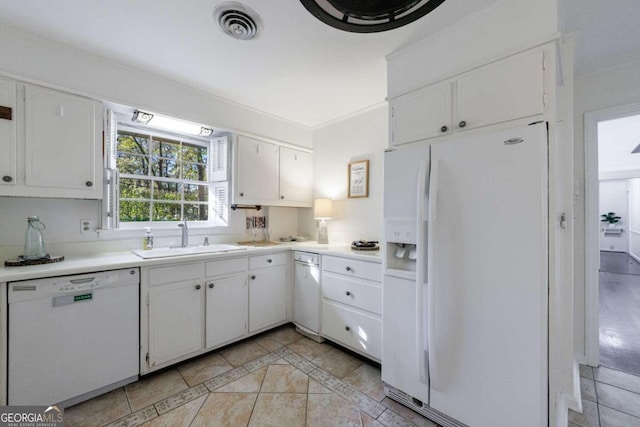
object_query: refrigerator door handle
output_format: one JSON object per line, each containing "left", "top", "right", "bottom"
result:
{"left": 427, "top": 158, "right": 439, "bottom": 391}
{"left": 416, "top": 159, "right": 428, "bottom": 385}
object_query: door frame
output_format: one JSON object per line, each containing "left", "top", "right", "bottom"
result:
{"left": 584, "top": 102, "right": 640, "bottom": 366}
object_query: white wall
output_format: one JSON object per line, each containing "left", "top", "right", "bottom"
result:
{"left": 573, "top": 59, "right": 640, "bottom": 358}
{"left": 0, "top": 25, "right": 312, "bottom": 148}
{"left": 309, "top": 105, "right": 388, "bottom": 244}
{"left": 628, "top": 179, "right": 640, "bottom": 261}
{"left": 598, "top": 180, "right": 628, "bottom": 252}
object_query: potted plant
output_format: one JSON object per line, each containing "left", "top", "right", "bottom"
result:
{"left": 601, "top": 212, "right": 621, "bottom": 228}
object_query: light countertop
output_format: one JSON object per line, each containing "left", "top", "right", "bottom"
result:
{"left": 0, "top": 242, "right": 380, "bottom": 283}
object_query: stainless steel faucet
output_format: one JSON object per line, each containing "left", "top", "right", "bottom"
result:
{"left": 178, "top": 221, "right": 189, "bottom": 247}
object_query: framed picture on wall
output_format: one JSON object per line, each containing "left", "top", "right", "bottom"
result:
{"left": 348, "top": 159, "right": 369, "bottom": 198}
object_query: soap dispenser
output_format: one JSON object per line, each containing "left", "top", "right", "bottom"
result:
{"left": 143, "top": 227, "right": 154, "bottom": 250}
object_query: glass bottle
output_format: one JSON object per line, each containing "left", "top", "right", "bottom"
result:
{"left": 24, "top": 216, "right": 47, "bottom": 260}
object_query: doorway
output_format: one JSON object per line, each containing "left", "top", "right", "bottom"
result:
{"left": 585, "top": 103, "right": 640, "bottom": 375}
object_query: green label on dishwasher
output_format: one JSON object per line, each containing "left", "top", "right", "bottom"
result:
{"left": 74, "top": 293, "right": 92, "bottom": 302}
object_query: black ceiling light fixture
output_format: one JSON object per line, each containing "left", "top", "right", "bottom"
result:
{"left": 299, "top": 0, "right": 447, "bottom": 33}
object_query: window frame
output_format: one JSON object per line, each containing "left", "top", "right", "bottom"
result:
{"left": 103, "top": 110, "right": 230, "bottom": 231}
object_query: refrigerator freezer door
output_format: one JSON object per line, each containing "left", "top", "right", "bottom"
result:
{"left": 383, "top": 143, "right": 429, "bottom": 221}
{"left": 382, "top": 141, "right": 430, "bottom": 403}
{"left": 427, "top": 123, "right": 548, "bottom": 427}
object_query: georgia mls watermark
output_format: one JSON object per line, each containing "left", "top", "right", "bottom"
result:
{"left": 0, "top": 406, "right": 63, "bottom": 427}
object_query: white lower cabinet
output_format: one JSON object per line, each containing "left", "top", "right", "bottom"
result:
{"left": 322, "top": 300, "right": 382, "bottom": 360}
{"left": 249, "top": 253, "right": 290, "bottom": 333}
{"left": 143, "top": 252, "right": 290, "bottom": 374}
{"left": 206, "top": 275, "right": 248, "bottom": 348}
{"left": 146, "top": 262, "right": 205, "bottom": 370}
{"left": 321, "top": 255, "right": 382, "bottom": 362}
{"left": 148, "top": 279, "right": 205, "bottom": 368}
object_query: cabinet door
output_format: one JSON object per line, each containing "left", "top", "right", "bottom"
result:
{"left": 235, "top": 136, "right": 279, "bottom": 203}
{"left": 390, "top": 82, "right": 452, "bottom": 146}
{"left": 279, "top": 147, "right": 312, "bottom": 206}
{"left": 24, "top": 84, "right": 101, "bottom": 197}
{"left": 456, "top": 50, "right": 545, "bottom": 131}
{"left": 0, "top": 77, "right": 16, "bottom": 189}
{"left": 206, "top": 274, "right": 248, "bottom": 349}
{"left": 249, "top": 266, "right": 288, "bottom": 332}
{"left": 149, "top": 281, "right": 204, "bottom": 368}
{"left": 322, "top": 300, "right": 382, "bottom": 361}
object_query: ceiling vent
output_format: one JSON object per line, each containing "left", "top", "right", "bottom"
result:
{"left": 214, "top": 2, "right": 263, "bottom": 41}
{"left": 299, "top": 0, "right": 447, "bottom": 33}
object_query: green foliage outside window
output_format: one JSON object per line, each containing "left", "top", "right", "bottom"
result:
{"left": 117, "top": 131, "right": 209, "bottom": 222}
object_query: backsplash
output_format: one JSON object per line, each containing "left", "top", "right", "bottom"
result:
{"left": 0, "top": 198, "right": 313, "bottom": 261}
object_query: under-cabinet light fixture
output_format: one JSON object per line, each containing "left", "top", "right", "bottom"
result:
{"left": 132, "top": 110, "right": 214, "bottom": 138}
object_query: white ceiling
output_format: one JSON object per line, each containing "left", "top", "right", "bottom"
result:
{"left": 0, "top": 0, "right": 638, "bottom": 128}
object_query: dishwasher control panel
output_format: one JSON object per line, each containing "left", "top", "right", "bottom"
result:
{"left": 294, "top": 251, "right": 319, "bottom": 265}
{"left": 8, "top": 268, "right": 140, "bottom": 303}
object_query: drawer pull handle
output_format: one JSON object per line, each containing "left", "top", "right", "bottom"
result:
{"left": 440, "top": 125, "right": 448, "bottom": 133}
{"left": 209, "top": 283, "right": 214, "bottom": 289}
{"left": 267, "top": 259, "right": 273, "bottom": 263}
{"left": 346, "top": 291, "right": 351, "bottom": 296}
{"left": 2, "top": 175, "right": 12, "bottom": 182}
{"left": 345, "top": 326, "right": 351, "bottom": 332}
{"left": 85, "top": 181, "right": 93, "bottom": 187}
{"left": 251, "top": 275, "right": 256, "bottom": 280}
{"left": 345, "top": 266, "right": 352, "bottom": 272}
{"left": 458, "top": 120, "right": 467, "bottom": 128}
{"left": 195, "top": 284, "right": 201, "bottom": 290}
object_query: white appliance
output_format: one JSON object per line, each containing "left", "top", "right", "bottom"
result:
{"left": 382, "top": 123, "right": 548, "bottom": 427}
{"left": 293, "top": 251, "right": 323, "bottom": 341}
{"left": 8, "top": 268, "right": 140, "bottom": 407}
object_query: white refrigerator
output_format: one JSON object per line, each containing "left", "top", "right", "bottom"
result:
{"left": 381, "top": 123, "right": 548, "bottom": 427}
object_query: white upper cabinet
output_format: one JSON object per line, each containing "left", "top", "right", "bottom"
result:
{"left": 391, "top": 82, "right": 452, "bottom": 145}
{"left": 24, "top": 84, "right": 101, "bottom": 197}
{"left": 456, "top": 50, "right": 544, "bottom": 131}
{"left": 235, "top": 135, "right": 280, "bottom": 204}
{"left": 390, "top": 47, "right": 547, "bottom": 146}
{"left": 0, "top": 81, "right": 102, "bottom": 199}
{"left": 279, "top": 146, "right": 312, "bottom": 206}
{"left": 0, "top": 77, "right": 16, "bottom": 188}
{"left": 234, "top": 135, "right": 313, "bottom": 207}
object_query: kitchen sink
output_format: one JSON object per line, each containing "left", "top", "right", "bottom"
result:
{"left": 132, "top": 244, "right": 247, "bottom": 259}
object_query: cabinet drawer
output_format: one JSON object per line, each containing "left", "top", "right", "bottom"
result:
{"left": 322, "top": 300, "right": 381, "bottom": 361}
{"left": 322, "top": 256, "right": 381, "bottom": 282}
{"left": 148, "top": 262, "right": 203, "bottom": 286}
{"left": 206, "top": 257, "right": 248, "bottom": 277}
{"left": 249, "top": 252, "right": 289, "bottom": 269}
{"left": 322, "top": 272, "right": 381, "bottom": 314}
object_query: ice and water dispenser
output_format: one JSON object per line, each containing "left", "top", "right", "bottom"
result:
{"left": 384, "top": 219, "right": 419, "bottom": 274}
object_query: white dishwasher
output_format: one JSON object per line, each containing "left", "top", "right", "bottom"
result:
{"left": 293, "top": 251, "right": 323, "bottom": 341}
{"left": 8, "top": 268, "right": 139, "bottom": 407}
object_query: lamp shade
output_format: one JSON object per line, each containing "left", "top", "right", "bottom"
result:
{"left": 314, "top": 198, "right": 333, "bottom": 219}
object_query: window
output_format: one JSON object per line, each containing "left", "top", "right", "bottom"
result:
{"left": 104, "top": 109, "right": 229, "bottom": 229}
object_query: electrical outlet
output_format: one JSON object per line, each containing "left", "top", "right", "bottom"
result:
{"left": 80, "top": 219, "right": 93, "bottom": 234}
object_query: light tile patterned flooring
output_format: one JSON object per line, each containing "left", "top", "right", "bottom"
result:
{"left": 570, "top": 364, "right": 640, "bottom": 426}
{"left": 64, "top": 324, "right": 439, "bottom": 427}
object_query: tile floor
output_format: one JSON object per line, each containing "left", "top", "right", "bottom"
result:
{"left": 64, "top": 324, "right": 440, "bottom": 427}
{"left": 570, "top": 364, "right": 640, "bottom": 426}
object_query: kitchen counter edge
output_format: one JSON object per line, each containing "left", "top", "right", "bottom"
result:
{"left": 0, "top": 243, "right": 380, "bottom": 283}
